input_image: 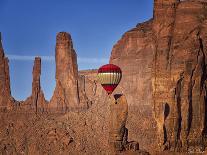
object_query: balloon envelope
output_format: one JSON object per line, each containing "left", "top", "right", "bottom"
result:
{"left": 97, "top": 64, "right": 122, "bottom": 94}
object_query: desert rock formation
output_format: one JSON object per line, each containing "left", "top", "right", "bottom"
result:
{"left": 23, "top": 57, "right": 48, "bottom": 112}
{"left": 109, "top": 94, "right": 145, "bottom": 154}
{"left": 110, "top": 0, "right": 207, "bottom": 153}
{"left": 109, "top": 94, "right": 129, "bottom": 152}
{"left": 152, "top": 0, "right": 207, "bottom": 152}
{"left": 50, "top": 32, "right": 90, "bottom": 111}
{"left": 0, "top": 33, "right": 15, "bottom": 111}
{"left": 49, "top": 32, "right": 80, "bottom": 111}
{"left": 110, "top": 18, "right": 157, "bottom": 151}
{"left": 1, "top": 0, "right": 207, "bottom": 154}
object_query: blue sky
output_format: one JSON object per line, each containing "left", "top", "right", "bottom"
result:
{"left": 0, "top": 0, "right": 153, "bottom": 101}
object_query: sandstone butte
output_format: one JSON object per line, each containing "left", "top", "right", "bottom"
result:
{"left": 1, "top": 0, "right": 207, "bottom": 154}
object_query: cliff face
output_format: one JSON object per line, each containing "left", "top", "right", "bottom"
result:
{"left": 0, "top": 33, "right": 14, "bottom": 110}
{"left": 110, "top": 20, "right": 154, "bottom": 106}
{"left": 110, "top": 0, "right": 207, "bottom": 152}
{"left": 109, "top": 19, "right": 157, "bottom": 150}
{"left": 78, "top": 69, "right": 103, "bottom": 104}
{"left": 152, "top": 0, "right": 180, "bottom": 150}
{"left": 153, "top": 0, "right": 207, "bottom": 151}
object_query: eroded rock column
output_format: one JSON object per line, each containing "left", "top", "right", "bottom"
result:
{"left": 109, "top": 94, "right": 129, "bottom": 152}
{"left": 24, "top": 57, "right": 47, "bottom": 112}
{"left": 50, "top": 32, "right": 80, "bottom": 111}
{"left": 32, "top": 57, "right": 47, "bottom": 112}
{"left": 109, "top": 94, "right": 142, "bottom": 154}
{"left": 0, "top": 33, "right": 14, "bottom": 110}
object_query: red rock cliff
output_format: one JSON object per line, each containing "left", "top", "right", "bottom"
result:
{"left": 0, "top": 33, "right": 14, "bottom": 110}
{"left": 110, "top": 19, "right": 157, "bottom": 151}
{"left": 152, "top": 0, "right": 207, "bottom": 151}
{"left": 110, "top": 0, "right": 207, "bottom": 152}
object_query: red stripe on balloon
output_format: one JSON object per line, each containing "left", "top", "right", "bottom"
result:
{"left": 98, "top": 64, "right": 121, "bottom": 73}
{"left": 102, "top": 84, "right": 118, "bottom": 94}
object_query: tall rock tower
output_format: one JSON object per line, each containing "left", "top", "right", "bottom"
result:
{"left": 31, "top": 57, "right": 47, "bottom": 112}
{"left": 24, "top": 57, "right": 47, "bottom": 112}
{"left": 0, "top": 33, "right": 14, "bottom": 110}
{"left": 31, "top": 57, "right": 42, "bottom": 112}
{"left": 50, "top": 32, "right": 80, "bottom": 111}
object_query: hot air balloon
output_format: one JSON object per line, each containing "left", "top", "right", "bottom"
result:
{"left": 97, "top": 64, "right": 122, "bottom": 95}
